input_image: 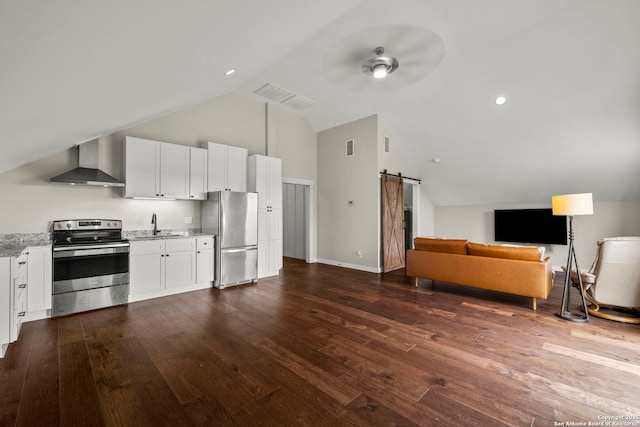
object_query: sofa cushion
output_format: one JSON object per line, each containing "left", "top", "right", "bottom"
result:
{"left": 467, "top": 242, "right": 543, "bottom": 262}
{"left": 414, "top": 238, "right": 468, "bottom": 255}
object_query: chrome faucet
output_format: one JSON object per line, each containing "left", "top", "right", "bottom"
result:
{"left": 151, "top": 213, "right": 159, "bottom": 236}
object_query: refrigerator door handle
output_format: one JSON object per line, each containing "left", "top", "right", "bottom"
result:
{"left": 222, "top": 246, "right": 258, "bottom": 253}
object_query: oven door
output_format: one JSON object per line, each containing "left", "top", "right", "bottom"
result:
{"left": 52, "top": 243, "right": 130, "bottom": 294}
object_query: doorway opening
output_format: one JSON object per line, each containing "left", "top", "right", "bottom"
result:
{"left": 403, "top": 179, "right": 420, "bottom": 252}
{"left": 282, "top": 178, "right": 313, "bottom": 263}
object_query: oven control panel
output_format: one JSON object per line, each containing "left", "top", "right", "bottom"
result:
{"left": 53, "top": 219, "right": 123, "bottom": 231}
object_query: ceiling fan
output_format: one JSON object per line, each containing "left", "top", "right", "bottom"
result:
{"left": 322, "top": 24, "right": 445, "bottom": 93}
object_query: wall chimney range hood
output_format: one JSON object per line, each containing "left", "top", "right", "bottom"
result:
{"left": 50, "top": 139, "right": 124, "bottom": 187}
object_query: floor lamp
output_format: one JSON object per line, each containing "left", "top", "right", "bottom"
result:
{"left": 552, "top": 193, "right": 593, "bottom": 322}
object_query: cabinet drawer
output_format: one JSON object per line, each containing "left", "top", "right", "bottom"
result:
{"left": 130, "top": 240, "right": 165, "bottom": 256}
{"left": 165, "top": 238, "right": 196, "bottom": 252}
{"left": 196, "top": 236, "right": 214, "bottom": 250}
{"left": 13, "top": 284, "right": 27, "bottom": 341}
{"left": 14, "top": 277, "right": 27, "bottom": 306}
{"left": 12, "top": 264, "right": 27, "bottom": 307}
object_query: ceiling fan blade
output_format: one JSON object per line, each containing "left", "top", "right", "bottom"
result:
{"left": 322, "top": 24, "right": 445, "bottom": 92}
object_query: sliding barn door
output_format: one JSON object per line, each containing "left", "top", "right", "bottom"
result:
{"left": 381, "top": 175, "right": 405, "bottom": 272}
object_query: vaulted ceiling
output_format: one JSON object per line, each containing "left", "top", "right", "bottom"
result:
{"left": 2, "top": 0, "right": 639, "bottom": 205}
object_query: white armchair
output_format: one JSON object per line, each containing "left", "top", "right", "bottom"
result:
{"left": 569, "top": 237, "right": 640, "bottom": 323}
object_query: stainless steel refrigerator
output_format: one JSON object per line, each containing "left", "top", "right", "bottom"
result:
{"left": 201, "top": 191, "right": 258, "bottom": 288}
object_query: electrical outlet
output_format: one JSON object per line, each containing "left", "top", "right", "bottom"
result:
{"left": 356, "top": 250, "right": 363, "bottom": 258}
{"left": 184, "top": 216, "right": 193, "bottom": 225}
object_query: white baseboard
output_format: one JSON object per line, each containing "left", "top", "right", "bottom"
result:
{"left": 257, "top": 270, "right": 281, "bottom": 279}
{"left": 24, "top": 309, "right": 50, "bottom": 323}
{"left": 316, "top": 258, "right": 381, "bottom": 273}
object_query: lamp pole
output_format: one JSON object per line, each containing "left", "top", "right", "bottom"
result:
{"left": 556, "top": 215, "right": 590, "bottom": 322}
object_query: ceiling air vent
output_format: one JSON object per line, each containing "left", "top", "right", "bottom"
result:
{"left": 281, "top": 94, "right": 315, "bottom": 110}
{"left": 254, "top": 83, "right": 293, "bottom": 102}
{"left": 253, "top": 83, "right": 315, "bottom": 110}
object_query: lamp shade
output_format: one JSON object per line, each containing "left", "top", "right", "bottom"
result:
{"left": 552, "top": 193, "right": 594, "bottom": 216}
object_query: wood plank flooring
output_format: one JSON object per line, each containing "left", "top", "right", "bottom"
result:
{"left": 1, "top": 258, "right": 639, "bottom": 426}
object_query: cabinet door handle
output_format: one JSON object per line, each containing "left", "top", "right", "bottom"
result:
{"left": 18, "top": 284, "right": 27, "bottom": 289}
{"left": 18, "top": 261, "right": 26, "bottom": 265}
{"left": 18, "top": 312, "right": 26, "bottom": 317}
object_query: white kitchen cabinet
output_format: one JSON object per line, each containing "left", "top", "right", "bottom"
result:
{"left": 248, "top": 155, "right": 283, "bottom": 278}
{"left": 1, "top": 257, "right": 10, "bottom": 357}
{"left": 164, "top": 238, "right": 196, "bottom": 289}
{"left": 207, "top": 142, "right": 247, "bottom": 192}
{"left": 196, "top": 236, "right": 215, "bottom": 283}
{"left": 26, "top": 246, "right": 52, "bottom": 315}
{"left": 129, "top": 239, "right": 164, "bottom": 295}
{"left": 160, "top": 142, "right": 190, "bottom": 199}
{"left": 123, "top": 136, "right": 191, "bottom": 199}
{"left": 129, "top": 236, "right": 212, "bottom": 302}
{"left": 189, "top": 147, "right": 208, "bottom": 200}
{"left": 10, "top": 251, "right": 28, "bottom": 343}
{"left": 124, "top": 136, "right": 158, "bottom": 198}
{"left": 1, "top": 245, "right": 52, "bottom": 358}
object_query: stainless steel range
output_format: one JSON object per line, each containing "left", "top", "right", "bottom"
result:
{"left": 52, "top": 219, "right": 129, "bottom": 317}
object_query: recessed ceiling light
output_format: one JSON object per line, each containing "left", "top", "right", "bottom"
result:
{"left": 224, "top": 69, "right": 236, "bottom": 76}
{"left": 495, "top": 96, "right": 506, "bottom": 105}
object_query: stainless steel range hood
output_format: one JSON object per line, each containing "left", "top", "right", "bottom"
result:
{"left": 50, "top": 139, "right": 124, "bottom": 187}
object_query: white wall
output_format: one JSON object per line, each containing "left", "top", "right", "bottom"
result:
{"left": 316, "top": 114, "right": 435, "bottom": 272}
{"left": 378, "top": 119, "right": 435, "bottom": 238}
{"left": 0, "top": 93, "right": 317, "bottom": 234}
{"left": 317, "top": 115, "right": 379, "bottom": 271}
{"left": 434, "top": 201, "right": 640, "bottom": 270}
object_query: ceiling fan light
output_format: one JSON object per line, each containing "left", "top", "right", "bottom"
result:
{"left": 373, "top": 64, "right": 389, "bottom": 79}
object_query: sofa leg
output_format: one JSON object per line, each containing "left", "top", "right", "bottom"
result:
{"left": 532, "top": 298, "right": 537, "bottom": 311}
{"left": 415, "top": 277, "right": 419, "bottom": 288}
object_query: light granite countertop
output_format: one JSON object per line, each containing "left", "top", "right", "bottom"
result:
{"left": 125, "top": 232, "right": 214, "bottom": 242}
{"left": 0, "top": 229, "right": 215, "bottom": 257}
{"left": 0, "top": 233, "right": 51, "bottom": 258}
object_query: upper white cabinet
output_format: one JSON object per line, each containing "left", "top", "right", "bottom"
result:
{"left": 207, "top": 142, "right": 247, "bottom": 192}
{"left": 248, "top": 155, "right": 283, "bottom": 278}
{"left": 189, "top": 147, "right": 208, "bottom": 200}
{"left": 124, "top": 136, "right": 193, "bottom": 200}
{"left": 160, "top": 143, "right": 190, "bottom": 199}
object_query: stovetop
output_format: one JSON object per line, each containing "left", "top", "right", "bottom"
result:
{"left": 52, "top": 219, "right": 126, "bottom": 246}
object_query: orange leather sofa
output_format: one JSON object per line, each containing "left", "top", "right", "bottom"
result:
{"left": 406, "top": 238, "right": 553, "bottom": 310}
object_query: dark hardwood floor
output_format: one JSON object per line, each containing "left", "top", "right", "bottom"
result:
{"left": 1, "top": 258, "right": 639, "bottom": 426}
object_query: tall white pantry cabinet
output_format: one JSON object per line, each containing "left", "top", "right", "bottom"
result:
{"left": 248, "top": 155, "right": 283, "bottom": 278}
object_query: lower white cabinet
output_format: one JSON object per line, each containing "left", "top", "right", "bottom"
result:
{"left": 26, "top": 246, "right": 52, "bottom": 315}
{"left": 257, "top": 208, "right": 283, "bottom": 278}
{"left": 129, "top": 236, "right": 214, "bottom": 302}
{"left": 196, "top": 236, "right": 214, "bottom": 283}
{"left": 10, "top": 252, "right": 27, "bottom": 343}
{"left": 164, "top": 240, "right": 196, "bottom": 289}
{"left": 1, "top": 257, "right": 11, "bottom": 357}
{"left": 1, "top": 245, "right": 53, "bottom": 358}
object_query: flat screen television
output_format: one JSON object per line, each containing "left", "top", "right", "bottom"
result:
{"left": 494, "top": 208, "right": 567, "bottom": 245}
